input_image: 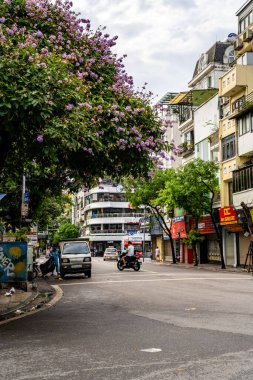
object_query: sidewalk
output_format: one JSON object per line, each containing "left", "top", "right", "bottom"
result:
{"left": 152, "top": 259, "right": 252, "bottom": 274}
{"left": 0, "top": 277, "right": 55, "bottom": 323}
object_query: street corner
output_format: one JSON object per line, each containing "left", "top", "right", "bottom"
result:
{"left": 0, "top": 284, "right": 63, "bottom": 326}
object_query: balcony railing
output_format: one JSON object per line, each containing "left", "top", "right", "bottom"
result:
{"left": 233, "top": 164, "right": 253, "bottom": 193}
{"left": 89, "top": 229, "right": 124, "bottom": 234}
{"left": 84, "top": 198, "right": 127, "bottom": 206}
{"left": 178, "top": 142, "right": 194, "bottom": 157}
{"left": 86, "top": 212, "right": 144, "bottom": 219}
{"left": 230, "top": 92, "right": 253, "bottom": 119}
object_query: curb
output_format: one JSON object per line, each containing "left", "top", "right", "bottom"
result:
{"left": 151, "top": 260, "right": 252, "bottom": 274}
{"left": 0, "top": 285, "right": 63, "bottom": 326}
{"left": 0, "top": 290, "right": 39, "bottom": 321}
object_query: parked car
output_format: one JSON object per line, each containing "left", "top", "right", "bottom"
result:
{"left": 59, "top": 239, "right": 91, "bottom": 278}
{"left": 103, "top": 247, "right": 118, "bottom": 261}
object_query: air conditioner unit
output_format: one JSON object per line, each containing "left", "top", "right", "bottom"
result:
{"left": 243, "top": 29, "right": 253, "bottom": 42}
{"left": 220, "top": 97, "right": 229, "bottom": 106}
{"left": 234, "top": 37, "right": 243, "bottom": 50}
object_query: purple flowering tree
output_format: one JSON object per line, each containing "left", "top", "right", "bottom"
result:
{"left": 0, "top": 0, "right": 173, "bottom": 190}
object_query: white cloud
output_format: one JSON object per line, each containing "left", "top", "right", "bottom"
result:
{"left": 73, "top": 0, "right": 239, "bottom": 100}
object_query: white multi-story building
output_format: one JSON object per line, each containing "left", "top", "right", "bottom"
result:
{"left": 155, "top": 92, "right": 182, "bottom": 169}
{"left": 72, "top": 179, "right": 150, "bottom": 254}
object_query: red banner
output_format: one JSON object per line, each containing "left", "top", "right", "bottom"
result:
{"left": 219, "top": 206, "right": 237, "bottom": 225}
{"left": 171, "top": 220, "right": 187, "bottom": 239}
{"left": 198, "top": 215, "right": 216, "bottom": 234}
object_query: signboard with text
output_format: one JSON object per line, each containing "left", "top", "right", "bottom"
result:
{"left": 219, "top": 206, "right": 237, "bottom": 225}
{"left": 0, "top": 242, "right": 27, "bottom": 283}
{"left": 171, "top": 216, "right": 187, "bottom": 239}
{"left": 198, "top": 216, "right": 216, "bottom": 234}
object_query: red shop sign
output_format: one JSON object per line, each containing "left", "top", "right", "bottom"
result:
{"left": 198, "top": 215, "right": 215, "bottom": 234}
{"left": 171, "top": 220, "right": 187, "bottom": 239}
{"left": 219, "top": 206, "right": 237, "bottom": 225}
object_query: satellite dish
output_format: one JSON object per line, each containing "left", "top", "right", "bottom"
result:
{"left": 227, "top": 33, "right": 237, "bottom": 42}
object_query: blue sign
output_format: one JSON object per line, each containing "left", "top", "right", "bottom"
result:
{"left": 24, "top": 191, "right": 30, "bottom": 203}
{"left": 0, "top": 242, "right": 27, "bottom": 282}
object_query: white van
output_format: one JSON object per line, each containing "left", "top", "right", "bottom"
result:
{"left": 59, "top": 239, "right": 91, "bottom": 278}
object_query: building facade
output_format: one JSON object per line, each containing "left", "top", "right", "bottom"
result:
{"left": 219, "top": 0, "right": 253, "bottom": 267}
{"left": 72, "top": 179, "right": 150, "bottom": 255}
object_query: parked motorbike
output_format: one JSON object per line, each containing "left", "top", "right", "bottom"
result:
{"left": 117, "top": 253, "right": 141, "bottom": 271}
{"left": 28, "top": 260, "right": 41, "bottom": 281}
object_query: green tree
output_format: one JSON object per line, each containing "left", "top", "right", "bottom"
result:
{"left": 0, "top": 0, "right": 172, "bottom": 192}
{"left": 125, "top": 169, "right": 177, "bottom": 264}
{"left": 160, "top": 159, "right": 225, "bottom": 269}
{"left": 183, "top": 229, "right": 205, "bottom": 266}
{"left": 53, "top": 222, "right": 79, "bottom": 243}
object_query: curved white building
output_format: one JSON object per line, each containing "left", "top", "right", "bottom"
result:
{"left": 72, "top": 179, "right": 150, "bottom": 254}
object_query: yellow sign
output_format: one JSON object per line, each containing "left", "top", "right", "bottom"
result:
{"left": 250, "top": 209, "right": 253, "bottom": 222}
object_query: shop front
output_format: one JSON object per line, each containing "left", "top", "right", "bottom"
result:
{"left": 171, "top": 216, "right": 187, "bottom": 263}
{"left": 219, "top": 206, "right": 238, "bottom": 267}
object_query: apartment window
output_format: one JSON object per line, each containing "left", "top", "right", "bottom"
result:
{"left": 238, "top": 115, "right": 250, "bottom": 136}
{"left": 184, "top": 130, "right": 194, "bottom": 144}
{"left": 233, "top": 166, "right": 253, "bottom": 193}
{"left": 207, "top": 76, "right": 212, "bottom": 88}
{"left": 239, "top": 11, "right": 253, "bottom": 33}
{"left": 232, "top": 96, "right": 245, "bottom": 113}
{"left": 211, "top": 147, "right": 219, "bottom": 163}
{"left": 222, "top": 133, "right": 235, "bottom": 161}
{"left": 228, "top": 50, "right": 235, "bottom": 64}
{"left": 228, "top": 182, "right": 233, "bottom": 206}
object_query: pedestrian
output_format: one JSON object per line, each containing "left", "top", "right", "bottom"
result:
{"left": 155, "top": 246, "right": 160, "bottom": 261}
{"left": 50, "top": 244, "right": 60, "bottom": 276}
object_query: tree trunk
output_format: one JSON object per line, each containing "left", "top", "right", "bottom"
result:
{"left": 192, "top": 243, "right": 198, "bottom": 266}
{"left": 210, "top": 210, "right": 226, "bottom": 269}
{"left": 150, "top": 206, "right": 176, "bottom": 264}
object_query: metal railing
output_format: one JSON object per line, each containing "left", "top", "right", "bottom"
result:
{"left": 86, "top": 212, "right": 144, "bottom": 219}
{"left": 230, "top": 92, "right": 253, "bottom": 119}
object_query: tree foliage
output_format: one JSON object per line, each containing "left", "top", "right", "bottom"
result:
{"left": 0, "top": 0, "right": 172, "bottom": 192}
{"left": 53, "top": 222, "right": 79, "bottom": 243}
{"left": 124, "top": 169, "right": 177, "bottom": 263}
{"left": 159, "top": 159, "right": 225, "bottom": 268}
{"left": 159, "top": 159, "right": 219, "bottom": 221}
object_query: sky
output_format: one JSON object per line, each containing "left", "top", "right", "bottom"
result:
{"left": 73, "top": 0, "right": 241, "bottom": 102}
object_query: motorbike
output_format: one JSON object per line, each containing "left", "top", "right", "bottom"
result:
{"left": 28, "top": 260, "right": 41, "bottom": 281}
{"left": 117, "top": 253, "right": 141, "bottom": 271}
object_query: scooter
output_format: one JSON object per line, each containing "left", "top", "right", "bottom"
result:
{"left": 117, "top": 253, "right": 141, "bottom": 271}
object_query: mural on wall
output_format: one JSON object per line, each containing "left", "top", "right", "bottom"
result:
{"left": 0, "top": 242, "right": 27, "bottom": 282}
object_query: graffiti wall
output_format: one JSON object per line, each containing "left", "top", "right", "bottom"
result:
{"left": 0, "top": 242, "right": 27, "bottom": 282}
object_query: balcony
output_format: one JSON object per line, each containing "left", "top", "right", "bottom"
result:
{"left": 89, "top": 229, "right": 124, "bottom": 234}
{"left": 233, "top": 164, "right": 253, "bottom": 207}
{"left": 178, "top": 142, "right": 194, "bottom": 157}
{"left": 219, "top": 65, "right": 253, "bottom": 97}
{"left": 229, "top": 92, "right": 253, "bottom": 119}
{"left": 86, "top": 212, "right": 144, "bottom": 219}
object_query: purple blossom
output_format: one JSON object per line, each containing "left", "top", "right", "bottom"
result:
{"left": 0, "top": 17, "right": 5, "bottom": 23}
{"left": 66, "top": 104, "right": 74, "bottom": 111}
{"left": 36, "top": 135, "right": 44, "bottom": 142}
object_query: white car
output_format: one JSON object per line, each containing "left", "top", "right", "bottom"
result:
{"left": 103, "top": 247, "right": 118, "bottom": 261}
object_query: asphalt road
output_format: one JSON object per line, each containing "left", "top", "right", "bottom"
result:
{"left": 1, "top": 258, "right": 253, "bottom": 380}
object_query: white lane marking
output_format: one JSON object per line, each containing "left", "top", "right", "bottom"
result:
{"left": 141, "top": 348, "right": 162, "bottom": 353}
{"left": 60, "top": 276, "right": 252, "bottom": 286}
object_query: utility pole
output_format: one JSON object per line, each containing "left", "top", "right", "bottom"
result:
{"left": 143, "top": 208, "right": 146, "bottom": 262}
{"left": 21, "top": 175, "right": 29, "bottom": 222}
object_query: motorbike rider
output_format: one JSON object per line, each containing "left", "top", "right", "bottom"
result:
{"left": 123, "top": 241, "right": 135, "bottom": 266}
